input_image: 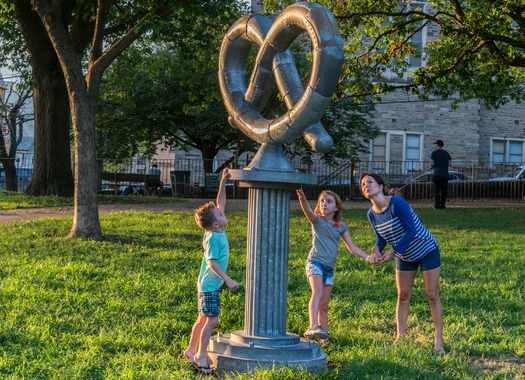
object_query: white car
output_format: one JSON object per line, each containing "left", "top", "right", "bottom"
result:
{"left": 488, "top": 166, "right": 525, "bottom": 181}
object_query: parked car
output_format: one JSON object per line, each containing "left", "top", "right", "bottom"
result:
{"left": 405, "top": 170, "right": 471, "bottom": 184}
{"left": 487, "top": 166, "right": 525, "bottom": 182}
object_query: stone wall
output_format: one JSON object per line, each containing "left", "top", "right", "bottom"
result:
{"left": 363, "top": 91, "right": 524, "bottom": 166}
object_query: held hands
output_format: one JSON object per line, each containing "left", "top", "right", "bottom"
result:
{"left": 377, "top": 250, "right": 395, "bottom": 263}
{"left": 366, "top": 253, "right": 380, "bottom": 266}
{"left": 366, "top": 248, "right": 395, "bottom": 266}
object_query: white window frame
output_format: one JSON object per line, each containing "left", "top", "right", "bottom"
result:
{"left": 369, "top": 131, "right": 424, "bottom": 174}
{"left": 490, "top": 137, "right": 525, "bottom": 165}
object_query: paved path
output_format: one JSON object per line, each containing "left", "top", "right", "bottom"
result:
{"left": 0, "top": 199, "right": 523, "bottom": 224}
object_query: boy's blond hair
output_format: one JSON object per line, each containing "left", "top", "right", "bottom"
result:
{"left": 194, "top": 201, "right": 218, "bottom": 230}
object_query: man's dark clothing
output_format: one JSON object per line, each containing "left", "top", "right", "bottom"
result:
{"left": 430, "top": 149, "right": 451, "bottom": 209}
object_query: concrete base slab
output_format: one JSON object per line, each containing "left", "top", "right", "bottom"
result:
{"left": 207, "top": 330, "right": 327, "bottom": 374}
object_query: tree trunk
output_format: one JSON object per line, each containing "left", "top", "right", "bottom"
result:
{"left": 14, "top": 0, "right": 74, "bottom": 197}
{"left": 0, "top": 159, "right": 18, "bottom": 192}
{"left": 68, "top": 96, "right": 102, "bottom": 240}
{"left": 201, "top": 144, "right": 220, "bottom": 173}
{"left": 24, "top": 64, "right": 74, "bottom": 196}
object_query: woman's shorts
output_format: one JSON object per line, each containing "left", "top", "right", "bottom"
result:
{"left": 306, "top": 259, "right": 334, "bottom": 286}
{"left": 396, "top": 248, "right": 441, "bottom": 272}
{"left": 198, "top": 290, "right": 221, "bottom": 317}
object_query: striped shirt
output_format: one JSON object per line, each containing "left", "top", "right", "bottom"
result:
{"left": 367, "top": 196, "right": 437, "bottom": 262}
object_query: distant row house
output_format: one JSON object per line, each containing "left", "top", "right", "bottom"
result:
{"left": 363, "top": 92, "right": 525, "bottom": 172}
{"left": 0, "top": 71, "right": 35, "bottom": 168}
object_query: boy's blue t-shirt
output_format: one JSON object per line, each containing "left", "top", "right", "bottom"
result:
{"left": 198, "top": 229, "right": 229, "bottom": 292}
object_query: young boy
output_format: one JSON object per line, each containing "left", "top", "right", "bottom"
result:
{"left": 184, "top": 168, "right": 240, "bottom": 374}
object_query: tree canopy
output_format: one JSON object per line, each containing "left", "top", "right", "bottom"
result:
{"left": 265, "top": 0, "right": 525, "bottom": 108}
{"left": 97, "top": 1, "right": 258, "bottom": 166}
{"left": 98, "top": 1, "right": 379, "bottom": 167}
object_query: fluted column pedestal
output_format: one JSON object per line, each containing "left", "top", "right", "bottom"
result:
{"left": 207, "top": 158, "right": 326, "bottom": 374}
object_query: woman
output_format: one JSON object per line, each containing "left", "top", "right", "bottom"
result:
{"left": 360, "top": 173, "right": 445, "bottom": 355}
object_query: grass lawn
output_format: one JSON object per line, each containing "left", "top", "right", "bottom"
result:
{"left": 0, "top": 205, "right": 523, "bottom": 379}
{"left": 0, "top": 191, "right": 186, "bottom": 210}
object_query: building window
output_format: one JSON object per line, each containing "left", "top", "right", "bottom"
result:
{"left": 372, "top": 132, "right": 387, "bottom": 172}
{"left": 407, "top": 2, "right": 426, "bottom": 68}
{"left": 370, "top": 131, "right": 423, "bottom": 174}
{"left": 408, "top": 26, "right": 423, "bottom": 67}
{"left": 509, "top": 140, "right": 524, "bottom": 163}
{"left": 405, "top": 134, "right": 421, "bottom": 171}
{"left": 491, "top": 138, "right": 524, "bottom": 164}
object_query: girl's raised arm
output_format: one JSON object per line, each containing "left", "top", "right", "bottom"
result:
{"left": 296, "top": 188, "right": 317, "bottom": 223}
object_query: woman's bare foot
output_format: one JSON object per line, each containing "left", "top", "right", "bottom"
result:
{"left": 393, "top": 334, "right": 405, "bottom": 345}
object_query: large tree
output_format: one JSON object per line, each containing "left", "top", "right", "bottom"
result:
{"left": 97, "top": 1, "right": 257, "bottom": 172}
{"left": 265, "top": 0, "right": 525, "bottom": 108}
{"left": 0, "top": 1, "right": 74, "bottom": 197}
{"left": 97, "top": 43, "right": 257, "bottom": 172}
{"left": 20, "top": 0, "right": 202, "bottom": 240}
{"left": 98, "top": 2, "right": 379, "bottom": 170}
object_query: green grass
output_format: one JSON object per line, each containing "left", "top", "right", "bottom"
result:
{"left": 0, "top": 191, "right": 185, "bottom": 210}
{"left": 0, "top": 206, "right": 524, "bottom": 379}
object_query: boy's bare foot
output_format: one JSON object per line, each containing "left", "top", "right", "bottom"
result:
{"left": 183, "top": 349, "right": 195, "bottom": 363}
{"left": 193, "top": 354, "right": 211, "bottom": 370}
{"left": 433, "top": 346, "right": 446, "bottom": 355}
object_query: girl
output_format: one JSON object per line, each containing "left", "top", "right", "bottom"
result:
{"left": 296, "top": 188, "right": 372, "bottom": 345}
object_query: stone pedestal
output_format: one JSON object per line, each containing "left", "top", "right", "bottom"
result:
{"left": 209, "top": 331, "right": 326, "bottom": 373}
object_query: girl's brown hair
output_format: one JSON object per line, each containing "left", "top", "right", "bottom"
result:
{"left": 314, "top": 190, "right": 343, "bottom": 222}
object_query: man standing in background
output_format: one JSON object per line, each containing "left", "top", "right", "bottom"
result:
{"left": 430, "top": 140, "right": 452, "bottom": 209}
{"left": 147, "top": 163, "right": 163, "bottom": 195}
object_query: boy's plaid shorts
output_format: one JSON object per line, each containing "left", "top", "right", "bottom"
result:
{"left": 198, "top": 290, "right": 221, "bottom": 317}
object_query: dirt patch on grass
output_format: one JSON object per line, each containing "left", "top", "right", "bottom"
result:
{"left": 472, "top": 356, "right": 525, "bottom": 377}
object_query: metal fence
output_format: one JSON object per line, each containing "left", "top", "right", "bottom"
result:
{"left": 1, "top": 156, "right": 524, "bottom": 202}
{"left": 0, "top": 154, "right": 34, "bottom": 192}
{"left": 97, "top": 157, "right": 524, "bottom": 201}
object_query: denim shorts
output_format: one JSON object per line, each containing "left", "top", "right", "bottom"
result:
{"left": 198, "top": 290, "right": 221, "bottom": 317}
{"left": 396, "top": 248, "right": 441, "bottom": 272}
{"left": 306, "top": 259, "right": 334, "bottom": 286}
